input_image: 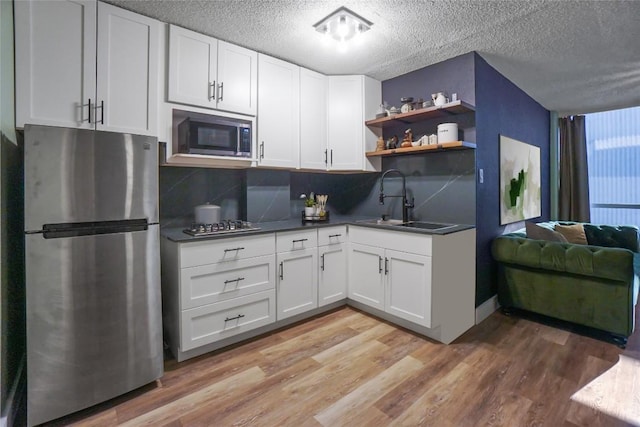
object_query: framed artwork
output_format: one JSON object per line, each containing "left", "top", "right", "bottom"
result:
{"left": 499, "top": 135, "right": 541, "bottom": 225}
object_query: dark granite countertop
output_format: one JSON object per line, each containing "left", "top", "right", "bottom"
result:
{"left": 161, "top": 214, "right": 475, "bottom": 243}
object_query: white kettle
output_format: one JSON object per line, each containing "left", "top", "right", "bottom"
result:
{"left": 432, "top": 92, "right": 447, "bottom": 106}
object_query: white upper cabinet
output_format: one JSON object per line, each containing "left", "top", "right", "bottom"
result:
{"left": 168, "top": 26, "right": 217, "bottom": 109}
{"left": 15, "top": 0, "right": 97, "bottom": 130}
{"left": 96, "top": 2, "right": 158, "bottom": 135}
{"left": 15, "top": 0, "right": 160, "bottom": 136}
{"left": 299, "top": 68, "right": 328, "bottom": 170}
{"left": 327, "top": 75, "right": 381, "bottom": 171}
{"left": 216, "top": 41, "right": 257, "bottom": 115}
{"left": 168, "top": 26, "right": 257, "bottom": 116}
{"left": 257, "top": 54, "right": 300, "bottom": 168}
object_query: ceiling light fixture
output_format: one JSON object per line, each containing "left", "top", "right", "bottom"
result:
{"left": 313, "top": 6, "right": 372, "bottom": 43}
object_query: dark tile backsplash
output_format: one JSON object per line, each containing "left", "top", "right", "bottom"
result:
{"left": 159, "top": 167, "right": 244, "bottom": 228}
{"left": 246, "top": 169, "right": 291, "bottom": 222}
{"left": 159, "top": 150, "right": 476, "bottom": 227}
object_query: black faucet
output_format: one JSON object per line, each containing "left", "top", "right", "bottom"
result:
{"left": 379, "top": 169, "right": 414, "bottom": 223}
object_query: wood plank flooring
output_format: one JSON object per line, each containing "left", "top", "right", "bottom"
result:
{"left": 41, "top": 305, "right": 640, "bottom": 427}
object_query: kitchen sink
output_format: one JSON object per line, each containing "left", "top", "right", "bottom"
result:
{"left": 356, "top": 218, "right": 405, "bottom": 225}
{"left": 398, "top": 221, "right": 457, "bottom": 230}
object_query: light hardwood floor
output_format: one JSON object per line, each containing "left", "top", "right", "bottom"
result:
{"left": 42, "top": 304, "right": 640, "bottom": 427}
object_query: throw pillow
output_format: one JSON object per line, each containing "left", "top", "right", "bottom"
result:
{"left": 554, "top": 223, "right": 588, "bottom": 245}
{"left": 525, "top": 221, "right": 568, "bottom": 243}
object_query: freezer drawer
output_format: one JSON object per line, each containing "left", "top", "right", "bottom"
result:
{"left": 24, "top": 125, "right": 158, "bottom": 230}
{"left": 25, "top": 225, "right": 163, "bottom": 426}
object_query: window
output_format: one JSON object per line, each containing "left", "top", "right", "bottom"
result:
{"left": 585, "top": 106, "right": 640, "bottom": 226}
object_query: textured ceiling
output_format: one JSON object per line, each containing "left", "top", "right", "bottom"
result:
{"left": 106, "top": 0, "right": 640, "bottom": 116}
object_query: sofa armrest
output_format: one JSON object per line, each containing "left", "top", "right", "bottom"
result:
{"left": 492, "top": 236, "right": 635, "bottom": 283}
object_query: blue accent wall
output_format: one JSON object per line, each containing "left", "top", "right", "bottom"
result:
{"left": 474, "top": 53, "right": 551, "bottom": 305}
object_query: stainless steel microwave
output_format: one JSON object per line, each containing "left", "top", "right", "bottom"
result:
{"left": 175, "top": 109, "right": 252, "bottom": 158}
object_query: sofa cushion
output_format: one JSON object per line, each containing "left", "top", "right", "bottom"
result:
{"left": 525, "top": 221, "right": 568, "bottom": 243}
{"left": 584, "top": 224, "right": 640, "bottom": 252}
{"left": 555, "top": 223, "right": 588, "bottom": 245}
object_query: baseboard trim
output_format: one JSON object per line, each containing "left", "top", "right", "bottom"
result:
{"left": 1, "top": 354, "right": 25, "bottom": 427}
{"left": 475, "top": 295, "right": 500, "bottom": 325}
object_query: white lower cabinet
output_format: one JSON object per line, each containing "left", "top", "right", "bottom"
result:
{"left": 162, "top": 224, "right": 475, "bottom": 361}
{"left": 318, "top": 226, "right": 348, "bottom": 306}
{"left": 348, "top": 243, "right": 431, "bottom": 326}
{"left": 276, "top": 230, "right": 318, "bottom": 320}
{"left": 349, "top": 227, "right": 433, "bottom": 326}
{"left": 385, "top": 250, "right": 432, "bottom": 327}
{"left": 181, "top": 290, "right": 275, "bottom": 352}
{"left": 161, "top": 233, "right": 277, "bottom": 361}
{"left": 348, "top": 243, "right": 385, "bottom": 310}
{"left": 348, "top": 226, "right": 476, "bottom": 343}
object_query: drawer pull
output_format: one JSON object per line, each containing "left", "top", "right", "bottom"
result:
{"left": 224, "top": 277, "right": 245, "bottom": 285}
{"left": 224, "top": 314, "right": 245, "bottom": 322}
{"left": 292, "top": 238, "right": 308, "bottom": 243}
{"left": 224, "top": 247, "right": 245, "bottom": 253}
{"left": 328, "top": 234, "right": 342, "bottom": 238}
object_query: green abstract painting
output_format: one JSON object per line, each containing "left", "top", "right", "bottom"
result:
{"left": 500, "top": 135, "right": 541, "bottom": 225}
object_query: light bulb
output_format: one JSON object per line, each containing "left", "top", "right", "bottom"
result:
{"left": 337, "top": 16, "right": 349, "bottom": 38}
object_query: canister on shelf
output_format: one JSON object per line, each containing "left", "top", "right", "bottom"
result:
{"left": 437, "top": 123, "right": 458, "bottom": 143}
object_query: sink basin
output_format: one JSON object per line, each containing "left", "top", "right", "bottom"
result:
{"left": 398, "top": 221, "right": 457, "bottom": 230}
{"left": 356, "top": 218, "right": 405, "bottom": 225}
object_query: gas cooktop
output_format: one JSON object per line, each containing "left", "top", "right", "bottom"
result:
{"left": 183, "top": 220, "right": 260, "bottom": 237}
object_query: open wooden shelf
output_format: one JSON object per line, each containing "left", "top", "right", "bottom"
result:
{"left": 365, "top": 140, "right": 476, "bottom": 157}
{"left": 365, "top": 100, "right": 475, "bottom": 128}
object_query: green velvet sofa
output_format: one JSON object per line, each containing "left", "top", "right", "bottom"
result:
{"left": 492, "top": 221, "right": 640, "bottom": 346}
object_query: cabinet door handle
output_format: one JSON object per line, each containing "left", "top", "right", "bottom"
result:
{"left": 224, "top": 314, "right": 245, "bottom": 322}
{"left": 385, "top": 257, "right": 389, "bottom": 275}
{"left": 324, "top": 149, "right": 328, "bottom": 165}
{"left": 321, "top": 254, "right": 325, "bottom": 271}
{"left": 95, "top": 100, "right": 104, "bottom": 125}
{"left": 292, "top": 238, "right": 308, "bottom": 244}
{"left": 378, "top": 256, "right": 383, "bottom": 274}
{"left": 279, "top": 262, "right": 284, "bottom": 280}
{"left": 218, "top": 82, "right": 224, "bottom": 101}
{"left": 260, "top": 141, "right": 265, "bottom": 159}
{"left": 328, "top": 234, "right": 342, "bottom": 238}
{"left": 330, "top": 149, "right": 333, "bottom": 166}
{"left": 224, "top": 277, "right": 245, "bottom": 285}
{"left": 209, "top": 81, "right": 216, "bottom": 100}
{"left": 87, "top": 98, "right": 92, "bottom": 123}
{"left": 224, "top": 247, "right": 245, "bottom": 253}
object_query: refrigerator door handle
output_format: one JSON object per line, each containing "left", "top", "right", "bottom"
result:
{"left": 42, "top": 219, "right": 149, "bottom": 239}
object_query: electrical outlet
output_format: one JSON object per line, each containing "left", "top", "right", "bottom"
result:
{"left": 479, "top": 168, "right": 484, "bottom": 184}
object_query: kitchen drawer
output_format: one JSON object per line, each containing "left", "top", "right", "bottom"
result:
{"left": 276, "top": 229, "right": 317, "bottom": 253}
{"left": 180, "top": 255, "right": 275, "bottom": 309}
{"left": 349, "top": 226, "right": 432, "bottom": 256}
{"left": 180, "top": 289, "right": 275, "bottom": 351}
{"left": 180, "top": 233, "right": 275, "bottom": 268}
{"left": 318, "top": 225, "right": 347, "bottom": 246}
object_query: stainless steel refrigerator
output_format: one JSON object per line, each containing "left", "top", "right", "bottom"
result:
{"left": 24, "top": 125, "right": 163, "bottom": 426}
